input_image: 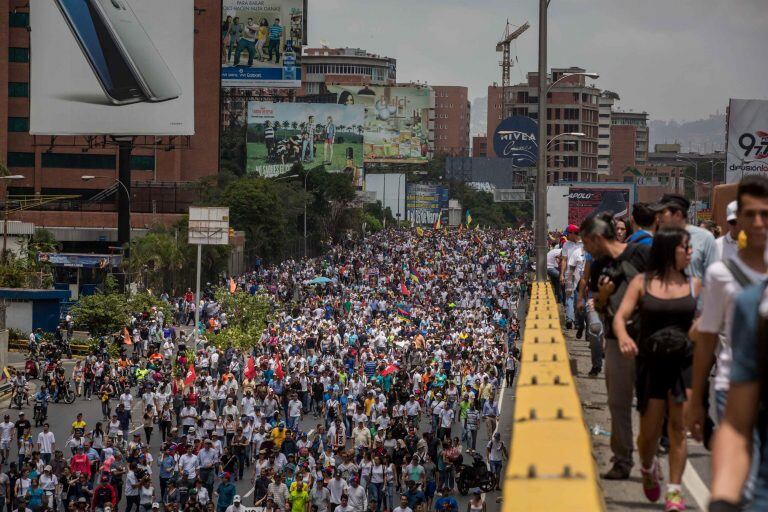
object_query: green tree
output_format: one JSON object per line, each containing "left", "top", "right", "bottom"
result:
{"left": 206, "top": 286, "right": 272, "bottom": 350}
{"left": 69, "top": 276, "right": 128, "bottom": 337}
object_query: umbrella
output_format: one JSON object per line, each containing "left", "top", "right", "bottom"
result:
{"left": 306, "top": 277, "right": 332, "bottom": 285}
{"left": 381, "top": 363, "right": 399, "bottom": 376}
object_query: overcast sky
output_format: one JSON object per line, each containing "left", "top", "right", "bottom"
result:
{"left": 308, "top": 0, "right": 768, "bottom": 123}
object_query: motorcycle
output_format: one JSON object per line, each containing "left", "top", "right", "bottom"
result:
{"left": 24, "top": 358, "right": 39, "bottom": 380}
{"left": 33, "top": 399, "right": 47, "bottom": 427}
{"left": 57, "top": 381, "right": 77, "bottom": 404}
{"left": 11, "top": 386, "right": 27, "bottom": 410}
{"left": 455, "top": 451, "right": 497, "bottom": 495}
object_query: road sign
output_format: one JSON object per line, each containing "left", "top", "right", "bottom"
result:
{"left": 188, "top": 207, "right": 229, "bottom": 246}
{"left": 493, "top": 189, "right": 528, "bottom": 202}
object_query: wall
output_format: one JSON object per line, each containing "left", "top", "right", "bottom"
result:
{"left": 546, "top": 185, "right": 570, "bottom": 231}
{"left": 610, "top": 125, "right": 637, "bottom": 178}
{"left": 433, "top": 86, "right": 470, "bottom": 156}
{"left": 487, "top": 86, "right": 503, "bottom": 157}
{"left": 6, "top": 301, "right": 33, "bottom": 334}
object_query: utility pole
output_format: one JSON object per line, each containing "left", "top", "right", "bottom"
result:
{"left": 535, "top": 0, "right": 548, "bottom": 282}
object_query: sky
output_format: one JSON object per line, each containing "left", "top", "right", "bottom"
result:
{"left": 307, "top": 0, "right": 768, "bottom": 125}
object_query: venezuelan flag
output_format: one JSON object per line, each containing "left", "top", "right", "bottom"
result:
{"left": 465, "top": 210, "right": 473, "bottom": 226}
{"left": 433, "top": 215, "right": 442, "bottom": 230}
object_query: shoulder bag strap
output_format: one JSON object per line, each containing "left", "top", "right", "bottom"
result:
{"left": 724, "top": 258, "right": 754, "bottom": 289}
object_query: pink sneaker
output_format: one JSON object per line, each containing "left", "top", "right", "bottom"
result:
{"left": 664, "top": 489, "right": 686, "bottom": 511}
{"left": 640, "top": 459, "right": 663, "bottom": 502}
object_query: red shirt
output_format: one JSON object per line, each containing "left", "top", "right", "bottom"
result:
{"left": 70, "top": 454, "right": 91, "bottom": 477}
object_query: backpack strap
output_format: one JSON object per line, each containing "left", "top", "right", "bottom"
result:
{"left": 724, "top": 258, "right": 754, "bottom": 289}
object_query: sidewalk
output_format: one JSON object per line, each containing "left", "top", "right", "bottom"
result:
{"left": 566, "top": 328, "right": 710, "bottom": 511}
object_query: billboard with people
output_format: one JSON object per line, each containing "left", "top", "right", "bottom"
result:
{"left": 30, "top": 0, "right": 195, "bottom": 135}
{"left": 327, "top": 85, "right": 433, "bottom": 164}
{"left": 246, "top": 102, "right": 365, "bottom": 178}
{"left": 221, "top": 0, "right": 305, "bottom": 88}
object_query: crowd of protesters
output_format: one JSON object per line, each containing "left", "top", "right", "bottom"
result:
{"left": 548, "top": 175, "right": 768, "bottom": 512}
{"left": 0, "top": 227, "right": 530, "bottom": 512}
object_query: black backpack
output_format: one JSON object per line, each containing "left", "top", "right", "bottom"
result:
{"left": 640, "top": 325, "right": 690, "bottom": 362}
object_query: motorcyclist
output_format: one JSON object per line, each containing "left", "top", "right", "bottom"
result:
{"left": 34, "top": 388, "right": 51, "bottom": 421}
{"left": 12, "top": 371, "right": 29, "bottom": 405}
{"left": 53, "top": 368, "right": 67, "bottom": 403}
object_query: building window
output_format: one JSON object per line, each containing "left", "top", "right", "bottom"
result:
{"left": 8, "top": 82, "right": 29, "bottom": 97}
{"left": 8, "top": 117, "right": 29, "bottom": 132}
{"left": 9, "top": 12, "right": 29, "bottom": 28}
{"left": 131, "top": 156, "right": 155, "bottom": 171}
{"left": 9, "top": 47, "right": 30, "bottom": 63}
{"left": 7, "top": 152, "right": 35, "bottom": 167}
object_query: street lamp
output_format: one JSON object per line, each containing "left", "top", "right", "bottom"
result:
{"left": 82, "top": 175, "right": 132, "bottom": 256}
{"left": 0, "top": 175, "right": 25, "bottom": 261}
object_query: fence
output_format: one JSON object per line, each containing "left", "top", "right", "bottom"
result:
{"left": 502, "top": 282, "right": 603, "bottom": 511}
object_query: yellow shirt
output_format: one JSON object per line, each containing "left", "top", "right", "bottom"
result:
{"left": 72, "top": 420, "right": 87, "bottom": 433}
{"left": 271, "top": 427, "right": 286, "bottom": 448}
{"left": 364, "top": 398, "right": 375, "bottom": 416}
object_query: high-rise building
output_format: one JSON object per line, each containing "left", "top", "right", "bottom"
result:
{"left": 487, "top": 67, "right": 600, "bottom": 182}
{"left": 609, "top": 111, "right": 649, "bottom": 179}
{"left": 0, "top": 0, "right": 221, "bottom": 244}
{"left": 301, "top": 47, "right": 396, "bottom": 97}
{"left": 472, "top": 136, "right": 488, "bottom": 157}
{"left": 598, "top": 92, "right": 616, "bottom": 175}
{"left": 433, "top": 86, "right": 470, "bottom": 157}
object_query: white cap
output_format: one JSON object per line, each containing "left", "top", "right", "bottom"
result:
{"left": 233, "top": 495, "right": 241, "bottom": 503}
{"left": 727, "top": 200, "right": 738, "bottom": 222}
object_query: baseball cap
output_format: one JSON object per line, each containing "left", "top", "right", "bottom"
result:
{"left": 726, "top": 200, "right": 738, "bottom": 223}
{"left": 650, "top": 193, "right": 690, "bottom": 214}
{"left": 564, "top": 224, "right": 579, "bottom": 235}
{"left": 233, "top": 495, "right": 241, "bottom": 503}
{"left": 152, "top": 503, "right": 160, "bottom": 509}
{"left": 44, "top": 465, "right": 52, "bottom": 471}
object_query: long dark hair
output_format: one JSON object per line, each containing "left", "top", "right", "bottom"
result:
{"left": 648, "top": 227, "right": 688, "bottom": 279}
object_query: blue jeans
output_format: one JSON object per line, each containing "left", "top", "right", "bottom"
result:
{"left": 715, "top": 389, "right": 760, "bottom": 504}
{"left": 267, "top": 38, "right": 280, "bottom": 63}
{"left": 586, "top": 309, "right": 604, "bottom": 371}
{"left": 234, "top": 39, "right": 256, "bottom": 66}
{"left": 565, "top": 290, "right": 576, "bottom": 323}
{"left": 546, "top": 268, "right": 561, "bottom": 303}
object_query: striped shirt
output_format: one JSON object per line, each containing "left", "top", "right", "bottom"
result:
{"left": 264, "top": 126, "right": 275, "bottom": 140}
{"left": 268, "top": 24, "right": 283, "bottom": 40}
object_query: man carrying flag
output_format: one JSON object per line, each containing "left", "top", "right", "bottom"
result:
{"left": 184, "top": 362, "right": 196, "bottom": 387}
{"left": 465, "top": 210, "right": 473, "bottom": 227}
{"left": 434, "top": 214, "right": 442, "bottom": 230}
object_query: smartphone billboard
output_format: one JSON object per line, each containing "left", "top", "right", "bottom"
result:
{"left": 221, "top": 0, "right": 305, "bottom": 88}
{"left": 30, "top": 0, "right": 194, "bottom": 136}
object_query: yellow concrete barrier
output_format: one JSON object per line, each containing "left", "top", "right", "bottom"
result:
{"left": 502, "top": 282, "right": 604, "bottom": 511}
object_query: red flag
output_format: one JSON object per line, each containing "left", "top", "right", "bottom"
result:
{"left": 381, "top": 363, "right": 399, "bottom": 376}
{"left": 184, "top": 363, "right": 196, "bottom": 387}
{"left": 400, "top": 282, "right": 410, "bottom": 296}
{"left": 274, "top": 354, "right": 285, "bottom": 380}
{"left": 123, "top": 327, "right": 133, "bottom": 346}
{"left": 244, "top": 356, "right": 257, "bottom": 380}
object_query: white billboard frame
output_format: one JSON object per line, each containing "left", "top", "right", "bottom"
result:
{"left": 189, "top": 207, "right": 230, "bottom": 246}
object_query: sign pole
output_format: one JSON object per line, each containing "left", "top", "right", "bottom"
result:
{"left": 194, "top": 243, "right": 201, "bottom": 344}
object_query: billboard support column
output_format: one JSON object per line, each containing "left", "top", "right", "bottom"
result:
{"left": 194, "top": 243, "right": 201, "bottom": 344}
{"left": 115, "top": 137, "right": 134, "bottom": 288}
{"left": 535, "top": 0, "right": 548, "bottom": 282}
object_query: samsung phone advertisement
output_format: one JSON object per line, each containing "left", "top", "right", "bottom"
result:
{"left": 30, "top": 0, "right": 195, "bottom": 136}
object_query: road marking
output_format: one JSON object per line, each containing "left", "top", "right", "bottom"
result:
{"left": 683, "top": 459, "right": 710, "bottom": 510}
{"left": 243, "top": 486, "right": 255, "bottom": 498}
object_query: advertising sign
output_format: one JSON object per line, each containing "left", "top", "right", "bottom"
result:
{"left": 30, "top": 0, "right": 195, "bottom": 136}
{"left": 567, "top": 186, "right": 631, "bottom": 227}
{"left": 37, "top": 253, "right": 122, "bottom": 269}
{"left": 327, "top": 85, "right": 432, "bottom": 164}
{"left": 492, "top": 116, "right": 539, "bottom": 167}
{"left": 221, "top": 0, "right": 305, "bottom": 88}
{"left": 406, "top": 183, "right": 448, "bottom": 225}
{"left": 726, "top": 99, "right": 768, "bottom": 183}
{"left": 246, "top": 102, "right": 365, "bottom": 178}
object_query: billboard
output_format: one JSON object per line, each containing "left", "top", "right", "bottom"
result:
{"left": 327, "top": 85, "right": 432, "bottom": 164}
{"left": 406, "top": 183, "right": 448, "bottom": 225}
{"left": 246, "top": 102, "right": 365, "bottom": 178}
{"left": 492, "top": 116, "right": 539, "bottom": 167}
{"left": 30, "top": 0, "right": 195, "bottom": 136}
{"left": 221, "top": 0, "right": 304, "bottom": 88}
{"left": 726, "top": 99, "right": 768, "bottom": 183}
{"left": 567, "top": 186, "right": 633, "bottom": 227}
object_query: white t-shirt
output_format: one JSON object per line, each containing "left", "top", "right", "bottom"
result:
{"left": 566, "top": 245, "right": 585, "bottom": 289}
{"left": 560, "top": 241, "right": 580, "bottom": 269}
{"left": 698, "top": 255, "right": 766, "bottom": 391}
{"left": 714, "top": 232, "right": 738, "bottom": 263}
{"left": 0, "top": 422, "right": 14, "bottom": 441}
{"left": 288, "top": 399, "right": 303, "bottom": 418}
{"left": 546, "top": 248, "right": 562, "bottom": 270}
{"left": 37, "top": 431, "right": 55, "bottom": 453}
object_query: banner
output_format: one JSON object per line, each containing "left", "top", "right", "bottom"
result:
{"left": 221, "top": 0, "right": 304, "bottom": 88}
{"left": 492, "top": 116, "right": 539, "bottom": 168}
{"left": 246, "top": 102, "right": 365, "bottom": 178}
{"left": 567, "top": 186, "right": 631, "bottom": 227}
{"left": 327, "top": 85, "right": 432, "bottom": 164}
{"left": 726, "top": 99, "right": 768, "bottom": 183}
{"left": 406, "top": 183, "right": 448, "bottom": 225}
{"left": 30, "top": 0, "right": 194, "bottom": 135}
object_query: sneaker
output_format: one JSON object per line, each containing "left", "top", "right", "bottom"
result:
{"left": 664, "top": 489, "right": 686, "bottom": 511}
{"left": 576, "top": 327, "right": 584, "bottom": 339}
{"left": 640, "top": 459, "right": 662, "bottom": 502}
{"left": 566, "top": 321, "right": 573, "bottom": 329}
{"left": 602, "top": 463, "right": 630, "bottom": 480}
{"left": 588, "top": 367, "right": 600, "bottom": 378}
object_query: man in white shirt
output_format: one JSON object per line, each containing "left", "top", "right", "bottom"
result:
{"left": 714, "top": 200, "right": 740, "bottom": 262}
{"left": 688, "top": 178, "right": 768, "bottom": 500}
{"left": 180, "top": 405, "right": 198, "bottom": 435}
{"left": 438, "top": 406, "right": 454, "bottom": 440}
{"left": 225, "top": 495, "right": 245, "bottom": 512}
{"left": 0, "top": 415, "right": 14, "bottom": 463}
{"left": 36, "top": 424, "right": 55, "bottom": 464}
{"left": 327, "top": 472, "right": 348, "bottom": 508}
{"left": 559, "top": 225, "right": 582, "bottom": 329}
{"left": 197, "top": 439, "right": 219, "bottom": 494}
{"left": 333, "top": 494, "right": 354, "bottom": 512}
{"left": 346, "top": 477, "right": 367, "bottom": 512}
{"left": 287, "top": 394, "right": 303, "bottom": 429}
{"left": 178, "top": 449, "right": 200, "bottom": 482}
{"left": 393, "top": 495, "right": 412, "bottom": 512}
{"left": 351, "top": 421, "right": 371, "bottom": 453}
{"left": 546, "top": 242, "right": 563, "bottom": 303}
{"left": 119, "top": 391, "right": 133, "bottom": 411}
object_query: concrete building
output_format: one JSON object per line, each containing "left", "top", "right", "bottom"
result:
{"left": 0, "top": 0, "right": 221, "bottom": 246}
{"left": 609, "top": 111, "right": 649, "bottom": 179}
{"left": 598, "top": 93, "right": 616, "bottom": 175}
{"left": 301, "top": 47, "right": 396, "bottom": 96}
{"left": 472, "top": 136, "right": 488, "bottom": 157}
{"left": 433, "top": 86, "right": 470, "bottom": 157}
{"left": 487, "top": 67, "right": 601, "bottom": 182}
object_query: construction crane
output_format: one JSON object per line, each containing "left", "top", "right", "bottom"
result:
{"left": 496, "top": 20, "right": 530, "bottom": 119}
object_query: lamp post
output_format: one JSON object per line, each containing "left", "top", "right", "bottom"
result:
{"left": 534, "top": 0, "right": 599, "bottom": 281}
{"left": 0, "top": 175, "right": 25, "bottom": 261}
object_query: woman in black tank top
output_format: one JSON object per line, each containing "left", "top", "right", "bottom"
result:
{"left": 613, "top": 228, "right": 700, "bottom": 510}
